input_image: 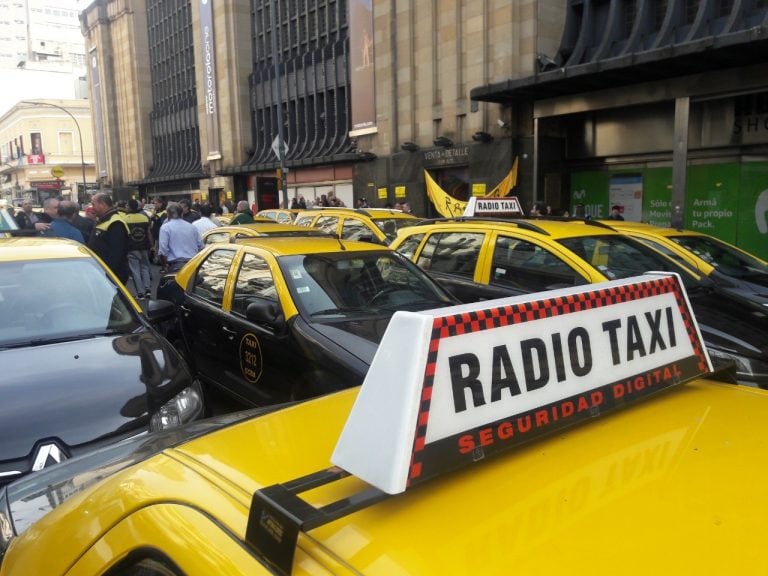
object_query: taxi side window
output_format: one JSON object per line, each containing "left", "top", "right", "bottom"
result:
{"left": 232, "top": 253, "right": 277, "bottom": 316}
{"left": 417, "top": 232, "right": 483, "bottom": 278}
{"left": 295, "top": 215, "right": 314, "bottom": 227}
{"left": 341, "top": 217, "right": 372, "bottom": 240}
{"left": 276, "top": 212, "right": 291, "bottom": 223}
{"left": 191, "top": 249, "right": 234, "bottom": 306}
{"left": 315, "top": 215, "right": 339, "bottom": 236}
{"left": 396, "top": 233, "right": 425, "bottom": 261}
{"left": 204, "top": 232, "right": 231, "bottom": 244}
{"left": 491, "top": 236, "right": 585, "bottom": 291}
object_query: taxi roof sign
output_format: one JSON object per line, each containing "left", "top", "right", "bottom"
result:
{"left": 332, "top": 273, "right": 711, "bottom": 494}
{"left": 463, "top": 196, "right": 524, "bottom": 217}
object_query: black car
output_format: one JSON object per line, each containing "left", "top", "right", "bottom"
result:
{"left": 158, "top": 237, "right": 457, "bottom": 406}
{"left": 0, "top": 238, "right": 204, "bottom": 486}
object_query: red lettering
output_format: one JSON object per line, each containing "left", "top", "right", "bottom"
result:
{"left": 590, "top": 390, "right": 604, "bottom": 406}
{"left": 562, "top": 401, "right": 575, "bottom": 417}
{"left": 663, "top": 366, "right": 672, "bottom": 380}
{"left": 517, "top": 415, "right": 532, "bottom": 433}
{"left": 498, "top": 421, "right": 514, "bottom": 440}
{"left": 613, "top": 383, "right": 625, "bottom": 399}
{"left": 634, "top": 376, "right": 645, "bottom": 391}
{"left": 479, "top": 427, "right": 494, "bottom": 447}
{"left": 535, "top": 409, "right": 549, "bottom": 427}
{"left": 577, "top": 396, "right": 590, "bottom": 412}
{"left": 458, "top": 434, "right": 475, "bottom": 454}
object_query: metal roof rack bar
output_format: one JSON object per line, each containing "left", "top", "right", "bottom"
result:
{"left": 245, "top": 466, "right": 388, "bottom": 576}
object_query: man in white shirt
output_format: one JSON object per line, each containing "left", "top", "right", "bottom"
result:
{"left": 192, "top": 203, "right": 221, "bottom": 239}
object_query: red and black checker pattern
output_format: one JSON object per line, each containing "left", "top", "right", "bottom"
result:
{"left": 406, "top": 276, "right": 707, "bottom": 486}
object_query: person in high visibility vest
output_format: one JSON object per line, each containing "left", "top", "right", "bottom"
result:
{"left": 89, "top": 192, "right": 130, "bottom": 284}
{"left": 124, "top": 199, "right": 154, "bottom": 298}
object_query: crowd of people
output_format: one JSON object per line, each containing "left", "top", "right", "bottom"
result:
{"left": 9, "top": 191, "right": 420, "bottom": 298}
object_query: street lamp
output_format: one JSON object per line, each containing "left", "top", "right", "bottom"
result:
{"left": 20, "top": 100, "right": 87, "bottom": 203}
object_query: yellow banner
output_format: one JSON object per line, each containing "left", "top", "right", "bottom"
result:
{"left": 425, "top": 157, "right": 519, "bottom": 216}
{"left": 425, "top": 170, "right": 467, "bottom": 217}
{"left": 487, "top": 157, "right": 518, "bottom": 197}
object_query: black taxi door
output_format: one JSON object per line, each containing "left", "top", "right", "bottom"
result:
{"left": 217, "top": 251, "right": 299, "bottom": 405}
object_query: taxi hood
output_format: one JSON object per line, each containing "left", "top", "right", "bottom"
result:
{"left": 0, "top": 330, "right": 189, "bottom": 462}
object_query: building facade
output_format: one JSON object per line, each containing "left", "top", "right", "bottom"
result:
{"left": 0, "top": 98, "right": 96, "bottom": 205}
{"left": 78, "top": 0, "right": 768, "bottom": 259}
{"left": 471, "top": 0, "right": 768, "bottom": 260}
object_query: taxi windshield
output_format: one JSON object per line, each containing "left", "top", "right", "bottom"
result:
{"left": 670, "top": 235, "right": 768, "bottom": 277}
{"left": 279, "top": 251, "right": 454, "bottom": 317}
{"left": 0, "top": 258, "right": 141, "bottom": 347}
{"left": 557, "top": 234, "right": 704, "bottom": 290}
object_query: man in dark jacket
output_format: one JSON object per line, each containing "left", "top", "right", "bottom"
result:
{"left": 89, "top": 192, "right": 130, "bottom": 283}
{"left": 124, "top": 199, "right": 154, "bottom": 298}
{"left": 60, "top": 200, "right": 95, "bottom": 243}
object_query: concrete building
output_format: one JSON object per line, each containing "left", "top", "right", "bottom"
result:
{"left": 471, "top": 0, "right": 768, "bottom": 260}
{"left": 77, "top": 0, "right": 768, "bottom": 259}
{"left": 0, "top": 99, "right": 96, "bottom": 205}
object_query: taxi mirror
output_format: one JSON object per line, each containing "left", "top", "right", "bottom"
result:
{"left": 145, "top": 299, "right": 175, "bottom": 322}
{"left": 246, "top": 299, "right": 285, "bottom": 333}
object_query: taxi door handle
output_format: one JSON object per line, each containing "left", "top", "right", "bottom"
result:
{"left": 179, "top": 304, "right": 191, "bottom": 316}
{"left": 221, "top": 326, "right": 237, "bottom": 340}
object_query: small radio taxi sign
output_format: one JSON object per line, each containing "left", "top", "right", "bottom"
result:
{"left": 332, "top": 273, "right": 712, "bottom": 494}
{"left": 463, "top": 196, "right": 524, "bottom": 217}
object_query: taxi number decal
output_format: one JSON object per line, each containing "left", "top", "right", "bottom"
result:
{"left": 240, "top": 333, "right": 263, "bottom": 383}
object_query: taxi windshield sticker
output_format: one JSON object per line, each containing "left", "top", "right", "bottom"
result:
{"left": 332, "top": 273, "right": 712, "bottom": 495}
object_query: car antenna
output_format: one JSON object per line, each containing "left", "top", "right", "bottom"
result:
{"left": 336, "top": 235, "right": 346, "bottom": 250}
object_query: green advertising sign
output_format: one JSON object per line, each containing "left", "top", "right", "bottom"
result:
{"left": 642, "top": 167, "right": 673, "bottom": 226}
{"left": 738, "top": 162, "right": 768, "bottom": 261}
{"left": 570, "top": 171, "right": 609, "bottom": 219}
{"left": 685, "top": 163, "right": 740, "bottom": 243}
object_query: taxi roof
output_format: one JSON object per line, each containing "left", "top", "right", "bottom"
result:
{"left": 209, "top": 223, "right": 301, "bottom": 234}
{"left": 232, "top": 235, "right": 393, "bottom": 256}
{"left": 402, "top": 216, "right": 618, "bottom": 240}
{"left": 297, "top": 207, "right": 418, "bottom": 220}
{"left": 599, "top": 220, "right": 710, "bottom": 238}
{"left": 0, "top": 237, "right": 91, "bottom": 262}
{"left": 25, "top": 373, "right": 767, "bottom": 575}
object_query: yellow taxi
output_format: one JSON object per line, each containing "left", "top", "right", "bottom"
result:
{"left": 157, "top": 236, "right": 455, "bottom": 406}
{"left": 2, "top": 274, "right": 766, "bottom": 575}
{"left": 294, "top": 207, "right": 419, "bottom": 244}
{"left": 391, "top": 217, "right": 768, "bottom": 388}
{"left": 201, "top": 222, "right": 331, "bottom": 245}
{"left": 599, "top": 220, "right": 768, "bottom": 307}
{"left": 256, "top": 208, "right": 300, "bottom": 223}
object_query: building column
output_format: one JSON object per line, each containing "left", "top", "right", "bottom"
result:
{"left": 672, "top": 96, "right": 690, "bottom": 228}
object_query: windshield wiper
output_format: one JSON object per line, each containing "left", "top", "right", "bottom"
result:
{"left": 0, "top": 331, "right": 120, "bottom": 349}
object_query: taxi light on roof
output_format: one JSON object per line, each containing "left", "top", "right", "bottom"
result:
{"left": 463, "top": 196, "right": 524, "bottom": 217}
{"left": 332, "top": 272, "right": 712, "bottom": 495}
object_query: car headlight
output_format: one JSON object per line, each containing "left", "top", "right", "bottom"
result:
{"left": 150, "top": 381, "right": 204, "bottom": 431}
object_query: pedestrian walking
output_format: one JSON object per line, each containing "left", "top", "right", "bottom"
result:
{"left": 124, "top": 199, "right": 154, "bottom": 298}
{"left": 158, "top": 202, "right": 203, "bottom": 273}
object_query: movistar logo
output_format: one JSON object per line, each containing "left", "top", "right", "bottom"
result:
{"left": 32, "top": 443, "right": 68, "bottom": 471}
